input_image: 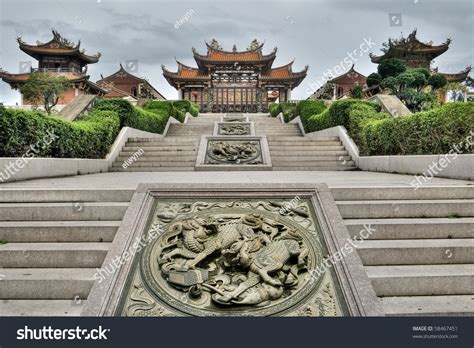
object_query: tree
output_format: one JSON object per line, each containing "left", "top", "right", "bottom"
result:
{"left": 350, "top": 85, "right": 364, "bottom": 99}
{"left": 377, "top": 58, "right": 407, "bottom": 79}
{"left": 366, "top": 73, "right": 382, "bottom": 87}
{"left": 427, "top": 74, "right": 448, "bottom": 90}
{"left": 19, "top": 72, "right": 70, "bottom": 114}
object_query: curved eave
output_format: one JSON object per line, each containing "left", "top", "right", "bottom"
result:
{"left": 261, "top": 71, "right": 308, "bottom": 88}
{"left": 18, "top": 44, "right": 100, "bottom": 64}
{"left": 438, "top": 66, "right": 472, "bottom": 82}
{"left": 370, "top": 45, "right": 449, "bottom": 64}
{"left": 193, "top": 48, "right": 277, "bottom": 69}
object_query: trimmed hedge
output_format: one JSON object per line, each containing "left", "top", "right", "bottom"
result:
{"left": 306, "top": 99, "right": 380, "bottom": 133}
{"left": 296, "top": 100, "right": 326, "bottom": 130}
{"left": 360, "top": 102, "right": 474, "bottom": 156}
{"left": 269, "top": 103, "right": 281, "bottom": 117}
{"left": 280, "top": 102, "right": 298, "bottom": 123}
{"left": 95, "top": 99, "right": 176, "bottom": 132}
{"left": 0, "top": 107, "right": 119, "bottom": 158}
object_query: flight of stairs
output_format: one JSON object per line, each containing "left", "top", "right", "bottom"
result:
{"left": 0, "top": 188, "right": 134, "bottom": 316}
{"left": 331, "top": 185, "right": 474, "bottom": 316}
{"left": 111, "top": 113, "right": 356, "bottom": 171}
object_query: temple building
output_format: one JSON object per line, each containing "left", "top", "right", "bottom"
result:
{"left": 97, "top": 64, "right": 166, "bottom": 103}
{"left": 309, "top": 65, "right": 367, "bottom": 100}
{"left": 370, "top": 29, "right": 471, "bottom": 83}
{"left": 0, "top": 30, "right": 107, "bottom": 107}
{"left": 162, "top": 39, "right": 308, "bottom": 112}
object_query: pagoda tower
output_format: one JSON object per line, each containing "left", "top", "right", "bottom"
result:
{"left": 162, "top": 40, "right": 308, "bottom": 113}
{"left": 0, "top": 29, "right": 107, "bottom": 107}
{"left": 370, "top": 29, "right": 471, "bottom": 83}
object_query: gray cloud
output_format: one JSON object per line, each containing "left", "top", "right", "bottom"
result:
{"left": 1, "top": 0, "right": 472, "bottom": 104}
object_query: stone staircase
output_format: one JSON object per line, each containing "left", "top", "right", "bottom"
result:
{"left": 111, "top": 113, "right": 356, "bottom": 171}
{"left": 0, "top": 188, "right": 133, "bottom": 316}
{"left": 331, "top": 185, "right": 474, "bottom": 316}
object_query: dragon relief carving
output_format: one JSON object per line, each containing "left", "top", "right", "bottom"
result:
{"left": 156, "top": 213, "right": 309, "bottom": 307}
{"left": 206, "top": 140, "right": 262, "bottom": 164}
{"left": 119, "top": 199, "right": 346, "bottom": 316}
{"left": 218, "top": 124, "right": 250, "bottom": 135}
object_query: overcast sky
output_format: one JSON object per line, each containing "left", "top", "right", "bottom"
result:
{"left": 0, "top": 0, "right": 472, "bottom": 104}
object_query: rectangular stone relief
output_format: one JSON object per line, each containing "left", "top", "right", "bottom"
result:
{"left": 213, "top": 122, "right": 255, "bottom": 136}
{"left": 117, "top": 197, "right": 348, "bottom": 316}
{"left": 195, "top": 136, "right": 272, "bottom": 171}
{"left": 82, "top": 184, "right": 383, "bottom": 317}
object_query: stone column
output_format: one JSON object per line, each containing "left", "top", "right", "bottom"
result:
{"left": 178, "top": 89, "right": 184, "bottom": 100}
{"left": 287, "top": 88, "right": 291, "bottom": 101}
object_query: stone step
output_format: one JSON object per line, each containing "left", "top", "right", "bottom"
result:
{"left": 113, "top": 161, "right": 195, "bottom": 168}
{"left": 166, "top": 131, "right": 213, "bottom": 135}
{"left": 0, "top": 189, "right": 133, "bottom": 203}
{"left": 126, "top": 140, "right": 200, "bottom": 147}
{"left": 0, "top": 268, "right": 96, "bottom": 299}
{"left": 0, "top": 202, "right": 128, "bottom": 221}
{"left": 268, "top": 136, "right": 339, "bottom": 141}
{"left": 331, "top": 186, "right": 474, "bottom": 201}
{"left": 0, "top": 242, "right": 110, "bottom": 268}
{"left": 110, "top": 167, "right": 195, "bottom": 172}
{"left": 380, "top": 295, "right": 474, "bottom": 316}
{"left": 272, "top": 166, "right": 356, "bottom": 171}
{"left": 337, "top": 199, "right": 474, "bottom": 218}
{"left": 268, "top": 140, "right": 343, "bottom": 146}
{"left": 122, "top": 146, "right": 198, "bottom": 152}
{"left": 0, "top": 221, "right": 120, "bottom": 242}
{"left": 270, "top": 150, "right": 349, "bottom": 156}
{"left": 271, "top": 145, "right": 346, "bottom": 151}
{"left": 366, "top": 264, "right": 474, "bottom": 296}
{"left": 116, "top": 155, "right": 197, "bottom": 162}
{"left": 271, "top": 155, "right": 351, "bottom": 161}
{"left": 271, "top": 161, "right": 355, "bottom": 167}
{"left": 120, "top": 151, "right": 197, "bottom": 157}
{"left": 356, "top": 239, "right": 474, "bottom": 265}
{"left": 344, "top": 218, "right": 474, "bottom": 239}
{"left": 0, "top": 299, "right": 85, "bottom": 316}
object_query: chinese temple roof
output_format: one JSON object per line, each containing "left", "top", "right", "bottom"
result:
{"left": 328, "top": 64, "right": 367, "bottom": 83}
{"left": 370, "top": 29, "right": 450, "bottom": 64}
{"left": 0, "top": 69, "right": 107, "bottom": 94}
{"left": 192, "top": 41, "right": 277, "bottom": 69}
{"left": 436, "top": 66, "right": 472, "bottom": 82}
{"left": 17, "top": 29, "right": 101, "bottom": 65}
{"left": 261, "top": 61, "right": 308, "bottom": 86}
{"left": 97, "top": 64, "right": 166, "bottom": 99}
{"left": 162, "top": 61, "right": 211, "bottom": 88}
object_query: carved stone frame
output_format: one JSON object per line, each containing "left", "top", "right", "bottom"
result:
{"left": 213, "top": 121, "right": 255, "bottom": 136}
{"left": 195, "top": 135, "right": 273, "bottom": 171}
{"left": 82, "top": 184, "right": 384, "bottom": 317}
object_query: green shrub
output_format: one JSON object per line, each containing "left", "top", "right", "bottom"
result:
{"left": 95, "top": 99, "right": 177, "bottom": 132}
{"left": 93, "top": 98, "right": 136, "bottom": 128}
{"left": 296, "top": 100, "right": 326, "bottom": 130}
{"left": 306, "top": 99, "right": 380, "bottom": 133}
{"left": 280, "top": 102, "right": 298, "bottom": 123}
{"left": 359, "top": 102, "right": 474, "bottom": 155}
{"left": 0, "top": 108, "right": 119, "bottom": 158}
{"left": 269, "top": 103, "right": 281, "bottom": 117}
{"left": 190, "top": 103, "right": 200, "bottom": 117}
